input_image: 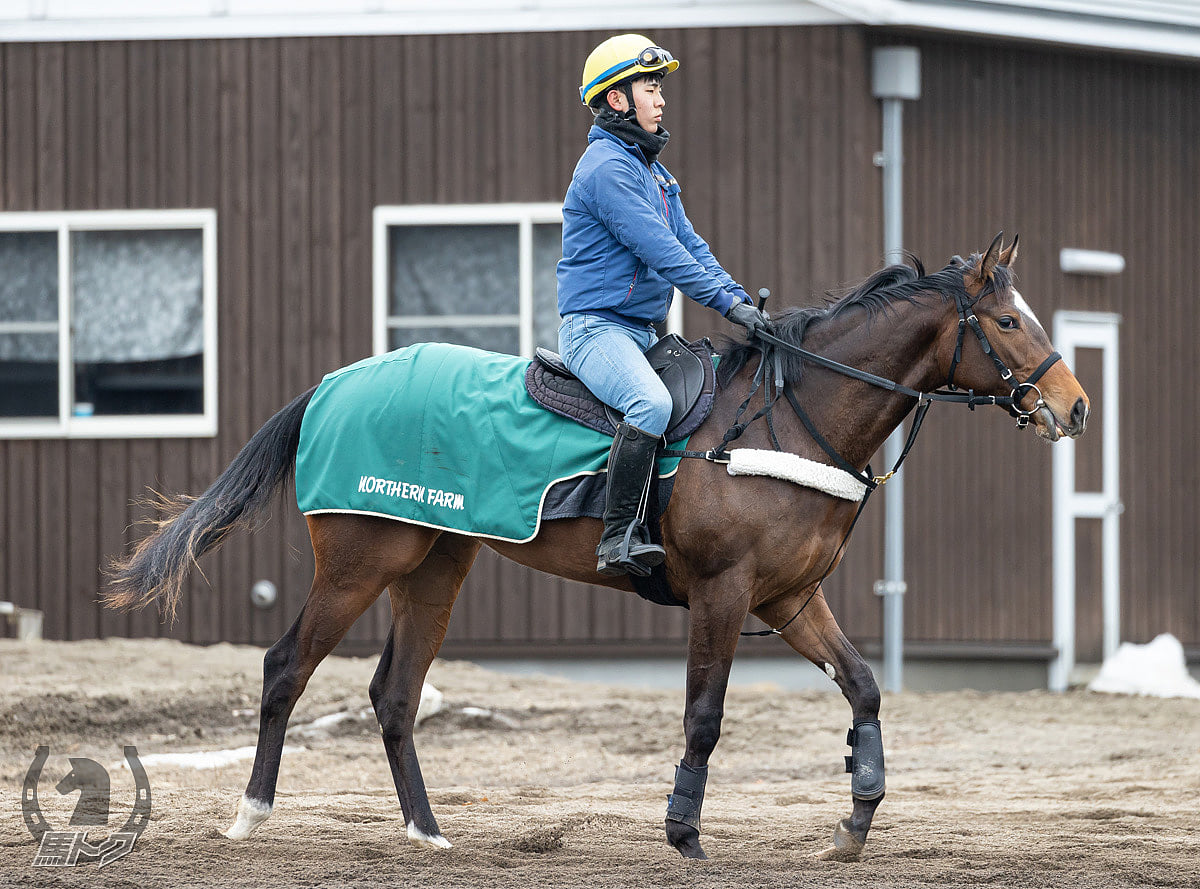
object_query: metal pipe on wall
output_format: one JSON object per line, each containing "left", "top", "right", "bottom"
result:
{"left": 871, "top": 48, "right": 921, "bottom": 694}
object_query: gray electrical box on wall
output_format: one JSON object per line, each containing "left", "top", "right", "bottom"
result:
{"left": 872, "top": 47, "right": 921, "bottom": 100}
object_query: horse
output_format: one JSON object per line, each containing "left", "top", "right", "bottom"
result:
{"left": 105, "top": 233, "right": 1088, "bottom": 862}
{"left": 55, "top": 758, "right": 111, "bottom": 827}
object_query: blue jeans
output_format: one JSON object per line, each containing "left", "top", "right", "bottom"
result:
{"left": 558, "top": 313, "right": 672, "bottom": 436}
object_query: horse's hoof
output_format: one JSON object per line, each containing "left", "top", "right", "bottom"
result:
{"left": 223, "top": 795, "right": 272, "bottom": 841}
{"left": 407, "top": 822, "right": 452, "bottom": 850}
{"left": 812, "top": 819, "right": 864, "bottom": 862}
{"left": 666, "top": 822, "right": 708, "bottom": 860}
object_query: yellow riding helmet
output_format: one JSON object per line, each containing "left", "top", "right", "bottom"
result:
{"left": 579, "top": 34, "right": 680, "bottom": 106}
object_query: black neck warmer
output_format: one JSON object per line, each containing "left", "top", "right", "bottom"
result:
{"left": 594, "top": 106, "right": 670, "bottom": 166}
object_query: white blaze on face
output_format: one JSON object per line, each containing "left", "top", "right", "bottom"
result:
{"left": 1011, "top": 288, "right": 1047, "bottom": 335}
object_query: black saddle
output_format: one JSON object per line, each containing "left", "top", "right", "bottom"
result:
{"left": 524, "top": 333, "right": 715, "bottom": 442}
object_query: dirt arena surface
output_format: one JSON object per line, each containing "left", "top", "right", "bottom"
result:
{"left": 1, "top": 638, "right": 1197, "bottom": 888}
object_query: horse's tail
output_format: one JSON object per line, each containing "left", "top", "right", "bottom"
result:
{"left": 104, "top": 385, "right": 318, "bottom": 620}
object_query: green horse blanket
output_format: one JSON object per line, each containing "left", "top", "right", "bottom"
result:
{"left": 295, "top": 343, "right": 685, "bottom": 543}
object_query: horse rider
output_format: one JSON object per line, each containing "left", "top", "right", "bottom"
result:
{"left": 557, "top": 33, "right": 768, "bottom": 577}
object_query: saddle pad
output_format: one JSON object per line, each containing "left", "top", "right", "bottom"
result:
{"left": 295, "top": 343, "right": 687, "bottom": 543}
{"left": 524, "top": 336, "right": 715, "bottom": 442}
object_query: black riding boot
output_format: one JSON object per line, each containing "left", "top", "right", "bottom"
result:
{"left": 596, "top": 422, "right": 667, "bottom": 577}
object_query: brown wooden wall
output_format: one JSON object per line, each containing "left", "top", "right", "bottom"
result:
{"left": 893, "top": 34, "right": 1200, "bottom": 652}
{"left": 0, "top": 27, "right": 884, "bottom": 654}
{"left": 1, "top": 26, "right": 1195, "bottom": 659}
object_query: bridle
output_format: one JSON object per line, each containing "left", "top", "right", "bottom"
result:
{"left": 662, "top": 269, "right": 1063, "bottom": 636}
{"left": 945, "top": 275, "right": 1062, "bottom": 430}
{"left": 667, "top": 272, "right": 1063, "bottom": 475}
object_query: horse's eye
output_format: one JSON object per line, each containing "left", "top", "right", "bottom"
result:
{"left": 998, "top": 315, "right": 1020, "bottom": 331}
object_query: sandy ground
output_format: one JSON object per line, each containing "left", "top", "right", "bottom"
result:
{"left": 1, "top": 638, "right": 1198, "bottom": 889}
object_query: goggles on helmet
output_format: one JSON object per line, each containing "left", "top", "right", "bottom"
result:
{"left": 637, "top": 46, "right": 674, "bottom": 67}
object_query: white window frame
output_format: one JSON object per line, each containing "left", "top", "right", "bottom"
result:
{"left": 1050, "top": 310, "right": 1121, "bottom": 691}
{"left": 373, "top": 202, "right": 684, "bottom": 358}
{"left": 373, "top": 202, "right": 561, "bottom": 359}
{"left": 0, "top": 208, "right": 218, "bottom": 439}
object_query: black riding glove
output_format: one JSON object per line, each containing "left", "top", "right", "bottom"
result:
{"left": 726, "top": 301, "right": 768, "bottom": 337}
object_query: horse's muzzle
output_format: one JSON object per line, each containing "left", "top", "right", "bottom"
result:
{"left": 1036, "top": 396, "right": 1088, "bottom": 442}
{"left": 1066, "top": 397, "right": 1089, "bottom": 437}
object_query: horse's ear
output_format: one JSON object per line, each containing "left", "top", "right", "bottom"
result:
{"left": 999, "top": 233, "right": 1019, "bottom": 268}
{"left": 978, "top": 231, "right": 1005, "bottom": 281}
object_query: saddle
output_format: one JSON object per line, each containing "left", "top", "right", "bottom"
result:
{"left": 524, "top": 333, "right": 716, "bottom": 442}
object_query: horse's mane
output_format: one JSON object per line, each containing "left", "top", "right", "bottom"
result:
{"left": 716, "top": 252, "right": 1011, "bottom": 387}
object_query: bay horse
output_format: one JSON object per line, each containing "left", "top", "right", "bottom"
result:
{"left": 106, "top": 234, "right": 1088, "bottom": 862}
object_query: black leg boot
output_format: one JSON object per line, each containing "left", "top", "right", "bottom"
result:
{"left": 596, "top": 422, "right": 667, "bottom": 577}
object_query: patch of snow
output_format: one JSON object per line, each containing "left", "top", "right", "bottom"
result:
{"left": 290, "top": 708, "right": 372, "bottom": 738}
{"left": 113, "top": 745, "right": 305, "bottom": 771}
{"left": 460, "top": 706, "right": 519, "bottom": 728}
{"left": 111, "top": 684, "right": 446, "bottom": 770}
{"left": 288, "top": 683, "right": 444, "bottom": 740}
{"left": 1087, "top": 633, "right": 1200, "bottom": 699}
{"left": 417, "top": 683, "right": 444, "bottom": 724}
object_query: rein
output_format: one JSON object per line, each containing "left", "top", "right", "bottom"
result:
{"left": 662, "top": 276, "right": 1062, "bottom": 636}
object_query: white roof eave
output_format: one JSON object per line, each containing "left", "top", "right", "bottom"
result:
{"left": 0, "top": 0, "right": 1197, "bottom": 59}
{"left": 813, "top": 0, "right": 1200, "bottom": 60}
{"left": 0, "top": 2, "right": 852, "bottom": 43}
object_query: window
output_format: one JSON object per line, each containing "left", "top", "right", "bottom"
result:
{"left": 373, "top": 203, "right": 564, "bottom": 358}
{"left": 373, "top": 203, "right": 686, "bottom": 360}
{"left": 0, "top": 210, "right": 217, "bottom": 438}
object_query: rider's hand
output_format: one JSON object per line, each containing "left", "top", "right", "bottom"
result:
{"left": 726, "top": 301, "right": 768, "bottom": 338}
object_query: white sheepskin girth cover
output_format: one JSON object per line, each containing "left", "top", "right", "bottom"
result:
{"left": 726, "top": 449, "right": 867, "bottom": 501}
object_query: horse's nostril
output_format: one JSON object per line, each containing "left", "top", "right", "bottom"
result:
{"left": 1070, "top": 397, "right": 1088, "bottom": 429}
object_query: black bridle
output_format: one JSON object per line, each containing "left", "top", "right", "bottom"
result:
{"left": 945, "top": 277, "right": 1062, "bottom": 429}
{"left": 662, "top": 274, "right": 1062, "bottom": 636}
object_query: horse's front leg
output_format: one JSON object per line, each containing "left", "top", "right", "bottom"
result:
{"left": 755, "top": 584, "right": 884, "bottom": 862}
{"left": 665, "top": 577, "right": 752, "bottom": 860}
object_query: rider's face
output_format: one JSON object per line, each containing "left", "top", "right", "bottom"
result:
{"left": 609, "top": 78, "right": 665, "bottom": 133}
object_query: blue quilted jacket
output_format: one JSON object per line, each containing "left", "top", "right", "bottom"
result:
{"left": 556, "top": 126, "right": 747, "bottom": 327}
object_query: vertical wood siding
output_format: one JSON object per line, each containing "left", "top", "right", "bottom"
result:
{"left": 0, "top": 28, "right": 884, "bottom": 655}
{"left": 893, "top": 35, "right": 1200, "bottom": 650}
{"left": 1, "top": 27, "right": 1193, "bottom": 659}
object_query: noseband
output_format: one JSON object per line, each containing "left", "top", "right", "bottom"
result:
{"left": 946, "top": 279, "right": 1062, "bottom": 429}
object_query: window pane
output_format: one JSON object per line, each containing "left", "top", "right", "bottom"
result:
{"left": 0, "top": 231, "right": 58, "bottom": 324}
{"left": 0, "top": 333, "right": 58, "bottom": 417}
{"left": 71, "top": 229, "right": 205, "bottom": 416}
{"left": 532, "top": 222, "right": 562, "bottom": 353}
{"left": 388, "top": 224, "right": 519, "bottom": 317}
{"left": 72, "top": 354, "right": 203, "bottom": 416}
{"left": 388, "top": 325, "right": 520, "bottom": 356}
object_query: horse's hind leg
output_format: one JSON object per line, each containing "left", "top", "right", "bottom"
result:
{"left": 754, "top": 585, "right": 884, "bottom": 862}
{"left": 224, "top": 515, "right": 441, "bottom": 841}
{"left": 370, "top": 533, "right": 481, "bottom": 850}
